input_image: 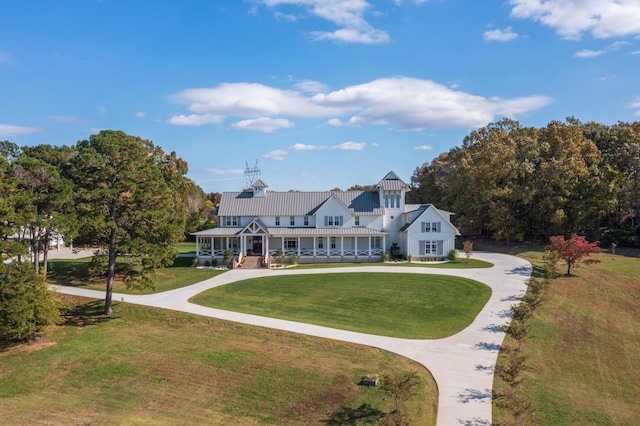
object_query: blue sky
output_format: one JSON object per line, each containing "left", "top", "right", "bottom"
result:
{"left": 2, "top": 0, "right": 640, "bottom": 193}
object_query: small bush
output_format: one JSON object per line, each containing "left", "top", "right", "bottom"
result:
{"left": 447, "top": 249, "right": 458, "bottom": 261}
{"left": 289, "top": 254, "right": 298, "bottom": 265}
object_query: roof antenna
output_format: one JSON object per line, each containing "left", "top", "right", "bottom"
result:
{"left": 244, "top": 159, "right": 261, "bottom": 188}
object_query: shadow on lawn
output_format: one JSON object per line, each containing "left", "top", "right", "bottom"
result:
{"left": 322, "top": 403, "right": 386, "bottom": 425}
{"left": 63, "top": 300, "right": 114, "bottom": 327}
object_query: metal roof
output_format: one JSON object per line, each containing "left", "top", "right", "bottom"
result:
{"left": 192, "top": 226, "right": 386, "bottom": 237}
{"left": 217, "top": 190, "right": 383, "bottom": 216}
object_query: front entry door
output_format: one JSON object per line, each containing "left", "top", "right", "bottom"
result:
{"left": 252, "top": 236, "right": 263, "bottom": 255}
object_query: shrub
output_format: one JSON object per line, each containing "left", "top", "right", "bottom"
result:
{"left": 223, "top": 249, "right": 234, "bottom": 269}
{"left": 447, "top": 249, "right": 458, "bottom": 261}
{"left": 289, "top": 254, "right": 298, "bottom": 265}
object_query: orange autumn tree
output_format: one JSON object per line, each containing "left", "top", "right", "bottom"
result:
{"left": 546, "top": 234, "right": 601, "bottom": 277}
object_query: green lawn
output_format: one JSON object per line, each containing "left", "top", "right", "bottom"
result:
{"left": 0, "top": 297, "right": 437, "bottom": 425}
{"left": 193, "top": 272, "right": 492, "bottom": 339}
{"left": 175, "top": 241, "right": 196, "bottom": 254}
{"left": 47, "top": 256, "right": 223, "bottom": 294}
{"left": 292, "top": 258, "right": 493, "bottom": 269}
{"left": 493, "top": 251, "right": 640, "bottom": 425}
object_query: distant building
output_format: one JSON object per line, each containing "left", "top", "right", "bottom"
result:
{"left": 193, "top": 172, "right": 458, "bottom": 265}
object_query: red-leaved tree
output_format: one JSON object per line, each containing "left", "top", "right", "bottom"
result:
{"left": 546, "top": 234, "right": 601, "bottom": 277}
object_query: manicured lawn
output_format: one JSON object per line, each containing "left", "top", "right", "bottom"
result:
{"left": 493, "top": 251, "right": 640, "bottom": 425}
{"left": 292, "top": 258, "right": 493, "bottom": 269}
{"left": 175, "top": 241, "right": 196, "bottom": 254}
{"left": 47, "top": 256, "right": 223, "bottom": 294}
{"left": 0, "top": 297, "right": 437, "bottom": 425}
{"left": 193, "top": 272, "right": 492, "bottom": 339}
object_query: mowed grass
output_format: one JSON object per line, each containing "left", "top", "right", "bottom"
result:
{"left": 193, "top": 273, "right": 492, "bottom": 339}
{"left": 292, "top": 258, "right": 493, "bottom": 269}
{"left": 0, "top": 297, "right": 437, "bottom": 425}
{"left": 47, "top": 256, "right": 223, "bottom": 294}
{"left": 493, "top": 252, "right": 640, "bottom": 425}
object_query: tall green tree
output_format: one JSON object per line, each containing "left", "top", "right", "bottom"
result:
{"left": 69, "top": 130, "right": 188, "bottom": 314}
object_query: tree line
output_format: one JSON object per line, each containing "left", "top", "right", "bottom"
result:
{"left": 408, "top": 118, "right": 640, "bottom": 246}
{"left": 1, "top": 130, "right": 217, "bottom": 339}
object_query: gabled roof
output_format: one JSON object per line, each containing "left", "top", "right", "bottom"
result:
{"left": 399, "top": 204, "right": 461, "bottom": 235}
{"left": 217, "top": 190, "right": 383, "bottom": 217}
{"left": 375, "top": 171, "right": 410, "bottom": 191}
{"left": 252, "top": 179, "right": 268, "bottom": 189}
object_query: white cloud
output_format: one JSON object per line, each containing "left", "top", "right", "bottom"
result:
{"left": 135, "top": 111, "right": 146, "bottom": 118}
{"left": 484, "top": 26, "right": 519, "bottom": 42}
{"left": 260, "top": 0, "right": 391, "bottom": 44}
{"left": 274, "top": 11, "right": 298, "bottom": 22}
{"left": 509, "top": 0, "right": 640, "bottom": 39}
{"left": 309, "top": 28, "right": 390, "bottom": 44}
{"left": 169, "top": 77, "right": 551, "bottom": 131}
{"left": 206, "top": 168, "right": 244, "bottom": 175}
{"left": 633, "top": 50, "right": 640, "bottom": 55}
{"left": 631, "top": 99, "right": 640, "bottom": 116}
{"left": 414, "top": 145, "right": 433, "bottom": 151}
{"left": 264, "top": 149, "right": 289, "bottom": 161}
{"left": 609, "top": 40, "right": 630, "bottom": 50}
{"left": 0, "top": 124, "right": 44, "bottom": 137}
{"left": 293, "top": 80, "right": 329, "bottom": 94}
{"left": 334, "top": 141, "right": 365, "bottom": 150}
{"left": 574, "top": 49, "right": 606, "bottom": 58}
{"left": 169, "top": 113, "right": 224, "bottom": 126}
{"left": 314, "top": 77, "right": 552, "bottom": 130}
{"left": 290, "top": 143, "right": 325, "bottom": 150}
{"left": 231, "top": 117, "right": 295, "bottom": 133}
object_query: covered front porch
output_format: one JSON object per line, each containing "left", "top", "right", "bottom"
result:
{"left": 192, "top": 224, "right": 387, "bottom": 266}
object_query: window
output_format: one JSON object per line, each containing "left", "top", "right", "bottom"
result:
{"left": 275, "top": 216, "right": 280, "bottom": 226}
{"left": 324, "top": 215, "right": 343, "bottom": 227}
{"left": 290, "top": 216, "right": 295, "bottom": 226}
{"left": 285, "top": 238, "right": 297, "bottom": 249}
{"left": 421, "top": 221, "right": 441, "bottom": 232}
{"left": 331, "top": 237, "right": 337, "bottom": 249}
{"left": 420, "top": 240, "right": 443, "bottom": 256}
{"left": 384, "top": 191, "right": 401, "bottom": 208}
{"left": 304, "top": 216, "right": 309, "bottom": 226}
{"left": 225, "top": 216, "right": 239, "bottom": 226}
{"left": 355, "top": 216, "right": 360, "bottom": 226}
{"left": 317, "top": 237, "right": 324, "bottom": 249}
{"left": 371, "top": 237, "right": 382, "bottom": 249}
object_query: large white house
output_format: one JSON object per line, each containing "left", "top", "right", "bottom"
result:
{"left": 193, "top": 172, "right": 459, "bottom": 266}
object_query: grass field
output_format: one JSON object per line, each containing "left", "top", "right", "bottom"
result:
{"left": 0, "top": 297, "right": 437, "bottom": 425}
{"left": 47, "top": 256, "right": 223, "bottom": 294}
{"left": 192, "top": 272, "right": 492, "bottom": 339}
{"left": 493, "top": 250, "right": 640, "bottom": 425}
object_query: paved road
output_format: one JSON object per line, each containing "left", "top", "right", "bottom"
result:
{"left": 52, "top": 251, "right": 531, "bottom": 426}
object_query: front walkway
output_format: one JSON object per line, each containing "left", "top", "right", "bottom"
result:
{"left": 52, "top": 252, "right": 531, "bottom": 426}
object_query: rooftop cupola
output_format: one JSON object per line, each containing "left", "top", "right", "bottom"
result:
{"left": 252, "top": 179, "right": 268, "bottom": 198}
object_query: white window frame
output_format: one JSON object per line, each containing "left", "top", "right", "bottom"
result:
{"left": 304, "top": 216, "right": 309, "bottom": 226}
{"left": 371, "top": 237, "right": 381, "bottom": 249}
{"left": 225, "top": 216, "right": 239, "bottom": 227}
{"left": 317, "top": 237, "right": 324, "bottom": 249}
{"left": 284, "top": 238, "right": 297, "bottom": 249}
{"left": 290, "top": 216, "right": 295, "bottom": 226}
{"left": 355, "top": 215, "right": 360, "bottom": 226}
{"left": 275, "top": 216, "right": 280, "bottom": 226}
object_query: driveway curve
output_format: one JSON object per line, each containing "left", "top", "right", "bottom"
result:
{"left": 53, "top": 252, "right": 531, "bottom": 425}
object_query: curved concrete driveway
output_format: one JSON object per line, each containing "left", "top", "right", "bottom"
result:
{"left": 53, "top": 252, "right": 531, "bottom": 426}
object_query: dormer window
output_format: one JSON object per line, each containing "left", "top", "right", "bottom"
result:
{"left": 224, "top": 216, "right": 239, "bottom": 226}
{"left": 384, "top": 191, "right": 401, "bottom": 208}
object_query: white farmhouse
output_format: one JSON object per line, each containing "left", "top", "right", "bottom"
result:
{"left": 193, "top": 172, "right": 459, "bottom": 266}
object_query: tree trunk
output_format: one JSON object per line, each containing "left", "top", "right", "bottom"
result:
{"left": 104, "top": 226, "right": 117, "bottom": 315}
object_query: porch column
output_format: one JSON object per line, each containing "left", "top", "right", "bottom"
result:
{"left": 210, "top": 237, "right": 214, "bottom": 256}
{"left": 264, "top": 235, "right": 269, "bottom": 259}
{"left": 354, "top": 237, "right": 358, "bottom": 258}
{"left": 313, "top": 237, "right": 316, "bottom": 256}
{"left": 340, "top": 237, "right": 344, "bottom": 256}
{"left": 195, "top": 236, "right": 200, "bottom": 256}
{"left": 297, "top": 237, "right": 301, "bottom": 257}
{"left": 226, "top": 237, "right": 229, "bottom": 250}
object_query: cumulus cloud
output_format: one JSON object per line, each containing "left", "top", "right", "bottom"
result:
{"left": 313, "top": 77, "right": 552, "bottom": 130}
{"left": 169, "top": 77, "right": 551, "bottom": 131}
{"left": 631, "top": 99, "right": 640, "bottom": 116}
{"left": 0, "top": 124, "right": 44, "bottom": 137}
{"left": 135, "top": 111, "right": 146, "bottom": 118}
{"left": 264, "top": 149, "right": 289, "bottom": 161}
{"left": 484, "top": 26, "right": 519, "bottom": 42}
{"left": 231, "top": 117, "right": 295, "bottom": 132}
{"left": 574, "top": 49, "right": 606, "bottom": 58}
{"left": 293, "top": 80, "right": 329, "bottom": 94}
{"left": 290, "top": 143, "right": 325, "bottom": 150}
{"left": 289, "top": 142, "right": 365, "bottom": 151}
{"left": 509, "top": 0, "right": 640, "bottom": 39}
{"left": 260, "top": 0, "right": 391, "bottom": 44}
{"left": 335, "top": 141, "right": 365, "bottom": 150}
{"left": 414, "top": 145, "right": 433, "bottom": 151}
{"left": 169, "top": 113, "right": 224, "bottom": 126}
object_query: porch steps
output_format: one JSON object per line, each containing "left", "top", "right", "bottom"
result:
{"left": 240, "top": 256, "right": 262, "bottom": 269}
